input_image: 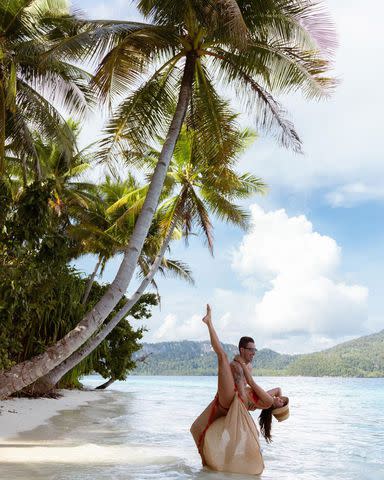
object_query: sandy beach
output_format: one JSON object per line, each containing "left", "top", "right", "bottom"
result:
{"left": 0, "top": 389, "right": 106, "bottom": 443}
{"left": 0, "top": 382, "right": 186, "bottom": 478}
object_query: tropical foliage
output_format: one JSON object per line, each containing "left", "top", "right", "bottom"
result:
{"left": 0, "top": 138, "right": 160, "bottom": 388}
{"left": 0, "top": 254, "right": 158, "bottom": 388}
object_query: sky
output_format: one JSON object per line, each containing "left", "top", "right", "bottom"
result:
{"left": 73, "top": 0, "right": 384, "bottom": 354}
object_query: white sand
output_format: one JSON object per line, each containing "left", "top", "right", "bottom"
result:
{"left": 0, "top": 389, "right": 105, "bottom": 442}
{"left": 0, "top": 388, "right": 184, "bottom": 469}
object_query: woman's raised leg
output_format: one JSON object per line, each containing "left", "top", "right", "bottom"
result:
{"left": 202, "top": 304, "right": 235, "bottom": 409}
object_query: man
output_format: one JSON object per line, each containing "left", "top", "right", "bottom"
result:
{"left": 230, "top": 336, "right": 284, "bottom": 410}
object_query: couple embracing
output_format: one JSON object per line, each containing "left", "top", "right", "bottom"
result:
{"left": 190, "top": 305, "right": 289, "bottom": 474}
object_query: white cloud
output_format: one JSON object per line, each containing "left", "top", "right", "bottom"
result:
{"left": 231, "top": 204, "right": 368, "bottom": 339}
{"left": 142, "top": 205, "right": 369, "bottom": 353}
{"left": 153, "top": 313, "right": 204, "bottom": 342}
{"left": 326, "top": 182, "right": 384, "bottom": 207}
{"left": 80, "top": 1, "right": 143, "bottom": 21}
{"left": 237, "top": 0, "right": 384, "bottom": 199}
{"left": 232, "top": 206, "right": 341, "bottom": 279}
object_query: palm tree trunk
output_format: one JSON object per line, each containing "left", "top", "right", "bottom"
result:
{"left": 81, "top": 257, "right": 102, "bottom": 306}
{"left": 0, "top": 87, "right": 6, "bottom": 176}
{"left": 0, "top": 54, "right": 196, "bottom": 399}
{"left": 95, "top": 377, "right": 116, "bottom": 389}
{"left": 21, "top": 156, "right": 28, "bottom": 186}
{"left": 94, "top": 353, "right": 152, "bottom": 390}
{"left": 34, "top": 155, "right": 42, "bottom": 183}
{"left": 30, "top": 219, "right": 177, "bottom": 394}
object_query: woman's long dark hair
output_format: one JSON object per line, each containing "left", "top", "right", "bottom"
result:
{"left": 259, "top": 407, "right": 273, "bottom": 443}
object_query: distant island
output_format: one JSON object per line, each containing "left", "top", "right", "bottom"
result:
{"left": 133, "top": 329, "right": 384, "bottom": 377}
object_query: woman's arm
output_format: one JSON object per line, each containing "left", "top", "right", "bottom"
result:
{"left": 230, "top": 361, "right": 249, "bottom": 405}
{"left": 267, "top": 387, "right": 282, "bottom": 398}
{"left": 234, "top": 358, "right": 274, "bottom": 408}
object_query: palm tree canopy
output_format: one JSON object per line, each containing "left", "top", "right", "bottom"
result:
{"left": 69, "top": 174, "right": 194, "bottom": 285}
{"left": 108, "top": 124, "right": 266, "bottom": 254}
{"left": 0, "top": 0, "right": 96, "bottom": 176}
{"left": 95, "top": 0, "right": 336, "bottom": 163}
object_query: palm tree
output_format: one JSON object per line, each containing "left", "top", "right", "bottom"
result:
{"left": 0, "top": 0, "right": 336, "bottom": 398}
{"left": 67, "top": 174, "right": 193, "bottom": 304}
{"left": 31, "top": 124, "right": 266, "bottom": 393}
{"left": 81, "top": 0, "right": 336, "bottom": 346}
{"left": 0, "top": 0, "right": 96, "bottom": 180}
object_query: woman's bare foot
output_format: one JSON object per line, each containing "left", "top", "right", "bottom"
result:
{"left": 202, "top": 304, "right": 211, "bottom": 325}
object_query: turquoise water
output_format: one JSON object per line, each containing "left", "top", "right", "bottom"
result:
{"left": 2, "top": 375, "right": 384, "bottom": 479}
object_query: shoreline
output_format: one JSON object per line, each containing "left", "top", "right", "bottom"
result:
{"left": 0, "top": 389, "right": 107, "bottom": 442}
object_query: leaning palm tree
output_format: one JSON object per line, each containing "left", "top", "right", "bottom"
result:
{"left": 68, "top": 175, "right": 193, "bottom": 306}
{"left": 31, "top": 125, "right": 266, "bottom": 394}
{"left": 0, "top": 0, "right": 336, "bottom": 398}
{"left": 83, "top": 0, "right": 336, "bottom": 336}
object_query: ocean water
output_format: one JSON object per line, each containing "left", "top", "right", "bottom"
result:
{"left": 1, "top": 375, "right": 384, "bottom": 480}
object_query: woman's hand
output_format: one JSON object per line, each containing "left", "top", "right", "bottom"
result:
{"left": 233, "top": 354, "right": 245, "bottom": 365}
{"left": 273, "top": 396, "right": 285, "bottom": 408}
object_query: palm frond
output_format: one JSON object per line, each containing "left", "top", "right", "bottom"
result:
{"left": 201, "top": 190, "right": 250, "bottom": 230}
{"left": 0, "top": 0, "right": 35, "bottom": 33}
{"left": 186, "top": 66, "right": 242, "bottom": 166}
{"left": 5, "top": 110, "right": 38, "bottom": 166}
{"left": 63, "top": 163, "right": 90, "bottom": 178}
{"left": 97, "top": 62, "right": 179, "bottom": 165}
{"left": 236, "top": 0, "right": 337, "bottom": 54}
{"left": 206, "top": 49, "right": 302, "bottom": 152}
{"left": 200, "top": 0, "right": 250, "bottom": 49}
{"left": 247, "top": 40, "right": 337, "bottom": 97}
{"left": 158, "top": 258, "right": 195, "bottom": 285}
{"left": 42, "top": 20, "right": 159, "bottom": 66}
{"left": 187, "top": 188, "right": 214, "bottom": 254}
{"left": 231, "top": 172, "right": 268, "bottom": 198}
{"left": 105, "top": 184, "right": 149, "bottom": 214}
{"left": 16, "top": 80, "right": 76, "bottom": 160}
{"left": 92, "top": 25, "right": 181, "bottom": 102}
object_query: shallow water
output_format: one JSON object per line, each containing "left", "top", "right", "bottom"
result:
{"left": 1, "top": 376, "right": 383, "bottom": 479}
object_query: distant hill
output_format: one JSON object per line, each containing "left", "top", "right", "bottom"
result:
{"left": 132, "top": 330, "right": 384, "bottom": 377}
{"left": 285, "top": 329, "right": 384, "bottom": 377}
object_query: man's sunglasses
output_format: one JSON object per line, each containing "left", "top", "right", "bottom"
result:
{"left": 244, "top": 347, "right": 258, "bottom": 353}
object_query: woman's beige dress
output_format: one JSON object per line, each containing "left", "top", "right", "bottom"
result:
{"left": 190, "top": 392, "right": 264, "bottom": 475}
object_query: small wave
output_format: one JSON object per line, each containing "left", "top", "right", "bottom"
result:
{"left": 1, "top": 443, "right": 184, "bottom": 465}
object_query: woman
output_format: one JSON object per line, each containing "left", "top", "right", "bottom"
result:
{"left": 234, "top": 355, "right": 289, "bottom": 443}
{"left": 190, "top": 304, "right": 287, "bottom": 464}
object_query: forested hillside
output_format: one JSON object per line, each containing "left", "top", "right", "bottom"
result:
{"left": 285, "top": 330, "right": 384, "bottom": 377}
{"left": 133, "top": 330, "right": 384, "bottom": 377}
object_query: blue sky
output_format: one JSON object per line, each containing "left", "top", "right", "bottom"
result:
{"left": 73, "top": 0, "right": 384, "bottom": 353}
